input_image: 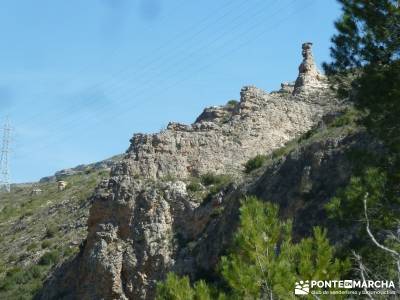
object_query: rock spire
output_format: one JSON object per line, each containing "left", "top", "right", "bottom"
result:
{"left": 293, "top": 42, "right": 327, "bottom": 95}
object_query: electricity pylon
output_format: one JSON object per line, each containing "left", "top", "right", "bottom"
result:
{"left": 0, "top": 118, "right": 11, "bottom": 192}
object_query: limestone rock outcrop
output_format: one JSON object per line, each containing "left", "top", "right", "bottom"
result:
{"left": 123, "top": 46, "right": 335, "bottom": 180}
{"left": 293, "top": 42, "right": 328, "bottom": 95}
{"left": 37, "top": 43, "right": 342, "bottom": 300}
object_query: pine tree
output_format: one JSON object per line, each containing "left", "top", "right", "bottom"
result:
{"left": 220, "top": 197, "right": 348, "bottom": 299}
{"left": 325, "top": 168, "right": 400, "bottom": 288}
{"left": 157, "top": 197, "right": 348, "bottom": 299}
{"left": 156, "top": 273, "right": 194, "bottom": 300}
{"left": 323, "top": 1, "right": 400, "bottom": 289}
{"left": 324, "top": 0, "right": 400, "bottom": 152}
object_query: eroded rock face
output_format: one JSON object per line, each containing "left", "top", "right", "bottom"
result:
{"left": 75, "top": 178, "right": 197, "bottom": 299}
{"left": 293, "top": 42, "right": 328, "bottom": 95}
{"left": 125, "top": 90, "right": 336, "bottom": 180}
{"left": 38, "top": 44, "right": 342, "bottom": 300}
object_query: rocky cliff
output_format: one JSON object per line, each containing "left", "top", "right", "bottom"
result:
{"left": 37, "top": 43, "right": 349, "bottom": 300}
{"left": 123, "top": 45, "right": 334, "bottom": 180}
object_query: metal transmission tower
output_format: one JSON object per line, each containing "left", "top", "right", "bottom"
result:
{"left": 0, "top": 118, "right": 11, "bottom": 192}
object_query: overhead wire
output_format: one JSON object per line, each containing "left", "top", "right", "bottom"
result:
{"left": 15, "top": 0, "right": 299, "bottom": 161}
{"left": 18, "top": 0, "right": 281, "bottom": 135}
{"left": 15, "top": 0, "right": 315, "bottom": 167}
{"left": 11, "top": 0, "right": 250, "bottom": 128}
{"left": 14, "top": 0, "right": 280, "bottom": 161}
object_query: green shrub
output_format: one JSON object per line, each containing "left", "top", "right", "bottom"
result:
{"left": 7, "top": 254, "right": 17, "bottom": 262}
{"left": 0, "top": 264, "right": 46, "bottom": 299}
{"left": 200, "top": 173, "right": 230, "bottom": 186}
{"left": 329, "top": 108, "right": 361, "bottom": 128}
{"left": 28, "top": 265, "right": 43, "bottom": 279}
{"left": 200, "top": 173, "right": 218, "bottom": 186}
{"left": 5, "top": 267, "right": 22, "bottom": 277}
{"left": 39, "top": 250, "right": 60, "bottom": 266}
{"left": 41, "top": 240, "right": 52, "bottom": 249}
{"left": 0, "top": 268, "right": 22, "bottom": 291}
{"left": 187, "top": 179, "right": 202, "bottom": 192}
{"left": 200, "top": 173, "right": 232, "bottom": 199}
{"left": 63, "top": 246, "right": 76, "bottom": 258}
{"left": 156, "top": 273, "right": 214, "bottom": 300}
{"left": 227, "top": 99, "right": 239, "bottom": 107}
{"left": 156, "top": 273, "right": 194, "bottom": 300}
{"left": 0, "top": 205, "right": 17, "bottom": 221}
{"left": 45, "top": 224, "right": 58, "bottom": 238}
{"left": 271, "top": 147, "right": 288, "bottom": 159}
{"left": 244, "top": 154, "right": 267, "bottom": 173}
{"left": 27, "top": 242, "right": 38, "bottom": 251}
{"left": 1, "top": 265, "right": 43, "bottom": 289}
{"left": 161, "top": 174, "right": 177, "bottom": 182}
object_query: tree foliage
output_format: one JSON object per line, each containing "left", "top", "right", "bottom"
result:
{"left": 244, "top": 155, "right": 267, "bottom": 173}
{"left": 325, "top": 167, "right": 400, "bottom": 284}
{"left": 326, "top": 167, "right": 394, "bottom": 228}
{"left": 157, "top": 197, "right": 348, "bottom": 299}
{"left": 324, "top": 0, "right": 400, "bottom": 152}
{"left": 220, "top": 197, "right": 348, "bottom": 299}
{"left": 324, "top": 0, "right": 400, "bottom": 285}
{"left": 155, "top": 273, "right": 217, "bottom": 300}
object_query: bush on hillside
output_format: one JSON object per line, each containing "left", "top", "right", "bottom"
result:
{"left": 244, "top": 154, "right": 267, "bottom": 173}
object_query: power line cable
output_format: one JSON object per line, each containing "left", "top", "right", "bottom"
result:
{"left": 15, "top": 0, "right": 309, "bottom": 163}
{"left": 16, "top": 0, "right": 280, "bottom": 135}
{"left": 11, "top": 0, "right": 248, "bottom": 128}
{"left": 14, "top": 0, "right": 296, "bottom": 162}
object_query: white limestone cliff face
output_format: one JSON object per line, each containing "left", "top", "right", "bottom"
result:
{"left": 122, "top": 44, "right": 335, "bottom": 180}
{"left": 38, "top": 43, "right": 343, "bottom": 300}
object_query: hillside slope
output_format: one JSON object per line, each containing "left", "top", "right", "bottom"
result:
{"left": 0, "top": 157, "right": 121, "bottom": 299}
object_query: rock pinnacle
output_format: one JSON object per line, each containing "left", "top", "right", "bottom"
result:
{"left": 293, "top": 42, "right": 327, "bottom": 95}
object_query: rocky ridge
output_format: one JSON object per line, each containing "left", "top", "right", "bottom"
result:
{"left": 38, "top": 43, "right": 346, "bottom": 300}
{"left": 122, "top": 46, "right": 335, "bottom": 180}
{"left": 39, "top": 155, "right": 123, "bottom": 183}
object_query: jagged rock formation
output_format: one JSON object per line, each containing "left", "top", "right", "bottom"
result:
{"left": 124, "top": 85, "right": 333, "bottom": 179}
{"left": 293, "top": 42, "right": 328, "bottom": 95}
{"left": 121, "top": 45, "right": 335, "bottom": 180}
{"left": 38, "top": 43, "right": 344, "bottom": 300}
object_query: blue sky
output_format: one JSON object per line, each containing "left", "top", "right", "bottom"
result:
{"left": 0, "top": 0, "right": 342, "bottom": 183}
